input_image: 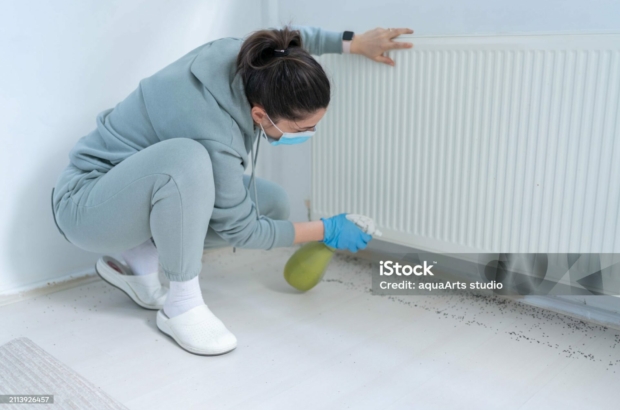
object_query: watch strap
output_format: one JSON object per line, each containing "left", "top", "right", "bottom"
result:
{"left": 342, "top": 31, "right": 354, "bottom": 54}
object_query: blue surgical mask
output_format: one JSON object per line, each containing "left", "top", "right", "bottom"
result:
{"left": 260, "top": 114, "right": 316, "bottom": 146}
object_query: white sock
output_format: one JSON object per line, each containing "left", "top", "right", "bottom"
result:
{"left": 163, "top": 275, "right": 205, "bottom": 318}
{"left": 121, "top": 238, "right": 159, "bottom": 276}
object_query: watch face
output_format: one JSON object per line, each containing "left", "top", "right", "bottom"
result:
{"left": 343, "top": 31, "right": 354, "bottom": 41}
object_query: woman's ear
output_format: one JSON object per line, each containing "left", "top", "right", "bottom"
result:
{"left": 250, "top": 105, "right": 266, "bottom": 125}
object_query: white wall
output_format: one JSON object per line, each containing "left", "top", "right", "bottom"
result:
{"left": 0, "top": 0, "right": 268, "bottom": 294}
{"left": 278, "top": 0, "right": 620, "bottom": 36}
{"left": 259, "top": 0, "right": 620, "bottom": 226}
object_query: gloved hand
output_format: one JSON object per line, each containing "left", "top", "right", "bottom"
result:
{"left": 320, "top": 213, "right": 373, "bottom": 253}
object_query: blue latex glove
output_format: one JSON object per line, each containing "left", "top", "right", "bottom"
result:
{"left": 320, "top": 213, "right": 373, "bottom": 253}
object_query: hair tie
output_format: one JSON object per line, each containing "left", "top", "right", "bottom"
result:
{"left": 273, "top": 48, "right": 290, "bottom": 57}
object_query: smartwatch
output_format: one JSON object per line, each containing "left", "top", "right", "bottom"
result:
{"left": 342, "top": 31, "right": 355, "bottom": 54}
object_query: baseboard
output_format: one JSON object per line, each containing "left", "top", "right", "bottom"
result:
{"left": 0, "top": 248, "right": 232, "bottom": 307}
{"left": 0, "top": 268, "right": 100, "bottom": 307}
{"left": 509, "top": 295, "right": 620, "bottom": 332}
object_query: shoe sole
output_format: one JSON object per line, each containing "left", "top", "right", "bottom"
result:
{"left": 95, "top": 260, "right": 162, "bottom": 310}
{"left": 156, "top": 310, "right": 237, "bottom": 356}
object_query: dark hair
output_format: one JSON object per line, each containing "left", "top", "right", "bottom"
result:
{"left": 236, "top": 23, "right": 331, "bottom": 123}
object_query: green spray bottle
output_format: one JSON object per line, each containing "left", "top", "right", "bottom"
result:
{"left": 283, "top": 214, "right": 382, "bottom": 291}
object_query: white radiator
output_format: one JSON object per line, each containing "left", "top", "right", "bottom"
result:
{"left": 312, "top": 33, "right": 620, "bottom": 254}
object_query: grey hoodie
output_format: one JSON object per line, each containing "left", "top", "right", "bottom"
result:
{"left": 64, "top": 25, "right": 344, "bottom": 250}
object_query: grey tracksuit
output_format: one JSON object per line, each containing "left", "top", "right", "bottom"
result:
{"left": 51, "top": 25, "right": 344, "bottom": 281}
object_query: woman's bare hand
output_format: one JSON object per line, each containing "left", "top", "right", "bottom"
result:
{"left": 350, "top": 27, "right": 414, "bottom": 66}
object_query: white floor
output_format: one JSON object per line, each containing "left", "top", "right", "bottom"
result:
{"left": 2, "top": 246, "right": 620, "bottom": 409}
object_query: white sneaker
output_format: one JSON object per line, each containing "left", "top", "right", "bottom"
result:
{"left": 156, "top": 304, "right": 237, "bottom": 355}
{"left": 95, "top": 256, "right": 168, "bottom": 310}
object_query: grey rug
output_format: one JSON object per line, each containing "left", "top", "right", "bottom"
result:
{"left": 0, "top": 337, "right": 128, "bottom": 409}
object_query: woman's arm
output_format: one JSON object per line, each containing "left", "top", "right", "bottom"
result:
{"left": 292, "top": 220, "right": 325, "bottom": 244}
{"left": 288, "top": 24, "right": 344, "bottom": 55}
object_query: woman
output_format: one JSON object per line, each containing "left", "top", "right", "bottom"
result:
{"left": 50, "top": 24, "right": 414, "bottom": 355}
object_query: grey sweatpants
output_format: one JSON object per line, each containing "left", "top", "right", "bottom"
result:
{"left": 51, "top": 138, "right": 290, "bottom": 281}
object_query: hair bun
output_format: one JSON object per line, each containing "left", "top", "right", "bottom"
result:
{"left": 236, "top": 23, "right": 330, "bottom": 124}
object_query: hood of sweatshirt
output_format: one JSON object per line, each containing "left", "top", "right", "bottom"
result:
{"left": 189, "top": 37, "right": 258, "bottom": 162}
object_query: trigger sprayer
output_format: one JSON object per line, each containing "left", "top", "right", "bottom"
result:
{"left": 283, "top": 214, "right": 382, "bottom": 291}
